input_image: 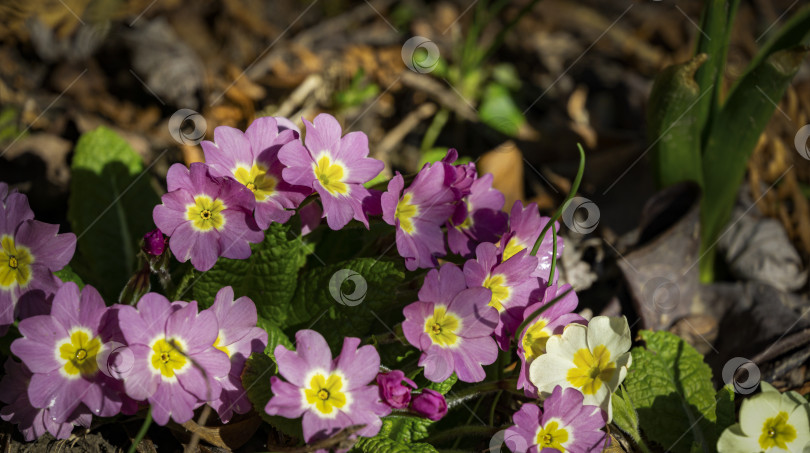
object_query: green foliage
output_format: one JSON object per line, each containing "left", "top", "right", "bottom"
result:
{"left": 624, "top": 330, "right": 726, "bottom": 453}
{"left": 478, "top": 82, "right": 525, "bottom": 137}
{"left": 648, "top": 1, "right": 810, "bottom": 282}
{"left": 352, "top": 435, "right": 438, "bottom": 453}
{"left": 284, "top": 258, "right": 406, "bottom": 347}
{"left": 334, "top": 69, "right": 380, "bottom": 110}
{"left": 611, "top": 386, "right": 644, "bottom": 447}
{"left": 67, "top": 127, "right": 160, "bottom": 302}
{"left": 256, "top": 316, "right": 293, "bottom": 359}
{"left": 0, "top": 106, "right": 26, "bottom": 142}
{"left": 54, "top": 265, "right": 84, "bottom": 288}
{"left": 647, "top": 54, "right": 706, "bottom": 188}
{"left": 191, "top": 222, "right": 309, "bottom": 323}
{"left": 241, "top": 353, "right": 303, "bottom": 439}
{"left": 699, "top": 46, "right": 807, "bottom": 281}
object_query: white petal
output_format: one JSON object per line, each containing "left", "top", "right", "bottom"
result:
{"left": 553, "top": 323, "right": 589, "bottom": 359}
{"left": 739, "top": 392, "right": 787, "bottom": 436}
{"left": 529, "top": 352, "right": 574, "bottom": 396}
{"left": 586, "top": 316, "right": 631, "bottom": 360}
{"left": 717, "top": 424, "right": 760, "bottom": 453}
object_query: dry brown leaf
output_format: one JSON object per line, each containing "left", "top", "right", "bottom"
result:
{"left": 478, "top": 141, "right": 525, "bottom": 210}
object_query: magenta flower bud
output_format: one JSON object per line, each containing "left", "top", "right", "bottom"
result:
{"left": 411, "top": 389, "right": 447, "bottom": 421}
{"left": 143, "top": 228, "right": 166, "bottom": 256}
{"left": 376, "top": 370, "right": 416, "bottom": 409}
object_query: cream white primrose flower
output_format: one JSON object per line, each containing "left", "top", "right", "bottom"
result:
{"left": 528, "top": 315, "right": 632, "bottom": 421}
{"left": 718, "top": 382, "right": 810, "bottom": 453}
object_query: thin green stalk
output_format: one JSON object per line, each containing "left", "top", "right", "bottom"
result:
{"left": 127, "top": 406, "right": 152, "bottom": 453}
{"left": 531, "top": 145, "right": 585, "bottom": 256}
{"left": 547, "top": 223, "right": 558, "bottom": 286}
{"left": 489, "top": 390, "right": 503, "bottom": 426}
{"left": 513, "top": 287, "right": 574, "bottom": 343}
{"left": 420, "top": 108, "right": 450, "bottom": 152}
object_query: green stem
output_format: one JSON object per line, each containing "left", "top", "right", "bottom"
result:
{"left": 513, "top": 287, "right": 574, "bottom": 343}
{"left": 489, "top": 390, "right": 502, "bottom": 426}
{"left": 127, "top": 406, "right": 152, "bottom": 453}
{"left": 420, "top": 108, "right": 450, "bottom": 152}
{"left": 547, "top": 223, "right": 558, "bottom": 286}
{"left": 530, "top": 145, "right": 585, "bottom": 256}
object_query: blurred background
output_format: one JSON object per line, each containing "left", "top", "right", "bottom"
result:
{"left": 1, "top": 0, "right": 810, "bottom": 447}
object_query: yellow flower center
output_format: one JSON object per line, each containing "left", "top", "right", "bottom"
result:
{"left": 234, "top": 164, "right": 278, "bottom": 201}
{"left": 150, "top": 338, "right": 188, "bottom": 378}
{"left": 522, "top": 319, "right": 551, "bottom": 362}
{"left": 212, "top": 333, "right": 230, "bottom": 357}
{"left": 566, "top": 344, "right": 616, "bottom": 395}
{"left": 502, "top": 237, "right": 525, "bottom": 261}
{"left": 482, "top": 273, "right": 510, "bottom": 311}
{"left": 536, "top": 420, "right": 568, "bottom": 452}
{"left": 759, "top": 411, "right": 796, "bottom": 450}
{"left": 304, "top": 373, "right": 347, "bottom": 415}
{"left": 424, "top": 306, "right": 461, "bottom": 347}
{"left": 313, "top": 155, "right": 348, "bottom": 195}
{"left": 0, "top": 235, "right": 34, "bottom": 289}
{"left": 58, "top": 329, "right": 102, "bottom": 377}
{"left": 395, "top": 193, "right": 419, "bottom": 234}
{"left": 186, "top": 195, "right": 226, "bottom": 231}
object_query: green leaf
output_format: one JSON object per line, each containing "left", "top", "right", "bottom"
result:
{"left": 191, "top": 222, "right": 309, "bottom": 324}
{"left": 623, "top": 330, "right": 720, "bottom": 453}
{"left": 54, "top": 265, "right": 84, "bottom": 288}
{"left": 284, "top": 258, "right": 406, "bottom": 347}
{"left": 427, "top": 373, "right": 457, "bottom": 395}
{"left": 714, "top": 385, "right": 736, "bottom": 435}
{"left": 352, "top": 435, "right": 438, "bottom": 453}
{"left": 256, "top": 316, "right": 293, "bottom": 359}
{"left": 699, "top": 46, "right": 808, "bottom": 282}
{"left": 67, "top": 126, "right": 160, "bottom": 302}
{"left": 647, "top": 54, "right": 707, "bottom": 189}
{"left": 693, "top": 0, "right": 738, "bottom": 134}
{"left": 241, "top": 353, "right": 303, "bottom": 439}
{"left": 611, "top": 386, "right": 643, "bottom": 446}
{"left": 478, "top": 82, "right": 525, "bottom": 137}
{"left": 377, "top": 415, "right": 433, "bottom": 444}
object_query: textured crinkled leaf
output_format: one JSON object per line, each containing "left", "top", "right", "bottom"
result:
{"left": 377, "top": 415, "right": 433, "bottom": 444}
{"left": 256, "top": 316, "right": 293, "bottom": 359}
{"left": 241, "top": 353, "right": 302, "bottom": 439}
{"left": 67, "top": 126, "right": 160, "bottom": 302}
{"left": 285, "top": 258, "right": 406, "bottom": 347}
{"left": 54, "top": 265, "right": 84, "bottom": 289}
{"left": 624, "top": 330, "right": 718, "bottom": 453}
{"left": 352, "top": 435, "right": 438, "bottom": 453}
{"left": 427, "top": 373, "right": 457, "bottom": 395}
{"left": 192, "top": 222, "right": 309, "bottom": 324}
